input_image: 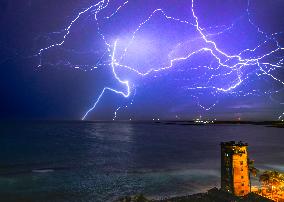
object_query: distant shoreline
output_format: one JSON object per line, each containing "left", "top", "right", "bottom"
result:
{"left": 0, "top": 120, "right": 283, "bottom": 125}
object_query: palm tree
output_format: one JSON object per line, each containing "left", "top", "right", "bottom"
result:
{"left": 259, "top": 170, "right": 284, "bottom": 199}
{"left": 259, "top": 172, "right": 270, "bottom": 196}
{"left": 248, "top": 159, "right": 259, "bottom": 177}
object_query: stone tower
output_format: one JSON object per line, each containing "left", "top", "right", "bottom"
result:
{"left": 221, "top": 141, "right": 250, "bottom": 196}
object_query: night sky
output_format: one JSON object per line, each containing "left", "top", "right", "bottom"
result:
{"left": 0, "top": 0, "right": 284, "bottom": 121}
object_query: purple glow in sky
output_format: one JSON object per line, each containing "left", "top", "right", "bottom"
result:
{"left": 1, "top": 0, "right": 284, "bottom": 120}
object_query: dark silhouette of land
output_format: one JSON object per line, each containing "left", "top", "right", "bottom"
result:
{"left": 151, "top": 120, "right": 284, "bottom": 128}
{"left": 117, "top": 188, "right": 273, "bottom": 202}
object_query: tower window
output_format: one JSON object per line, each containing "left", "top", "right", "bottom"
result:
{"left": 240, "top": 161, "right": 243, "bottom": 165}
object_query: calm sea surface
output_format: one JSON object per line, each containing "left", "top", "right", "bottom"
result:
{"left": 0, "top": 122, "right": 283, "bottom": 202}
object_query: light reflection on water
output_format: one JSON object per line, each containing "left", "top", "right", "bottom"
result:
{"left": 0, "top": 122, "right": 283, "bottom": 201}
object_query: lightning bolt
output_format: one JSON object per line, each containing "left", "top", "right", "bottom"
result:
{"left": 82, "top": 39, "right": 130, "bottom": 120}
{"left": 37, "top": 0, "right": 284, "bottom": 120}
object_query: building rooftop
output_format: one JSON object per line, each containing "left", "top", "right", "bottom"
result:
{"left": 221, "top": 141, "right": 248, "bottom": 147}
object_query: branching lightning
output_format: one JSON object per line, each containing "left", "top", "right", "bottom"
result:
{"left": 37, "top": 0, "right": 284, "bottom": 120}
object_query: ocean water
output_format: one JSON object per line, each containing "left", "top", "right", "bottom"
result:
{"left": 0, "top": 122, "right": 283, "bottom": 202}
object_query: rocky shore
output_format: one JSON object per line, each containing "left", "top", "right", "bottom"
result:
{"left": 117, "top": 188, "right": 273, "bottom": 202}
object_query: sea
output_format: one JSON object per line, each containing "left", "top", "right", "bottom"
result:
{"left": 0, "top": 122, "right": 283, "bottom": 202}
